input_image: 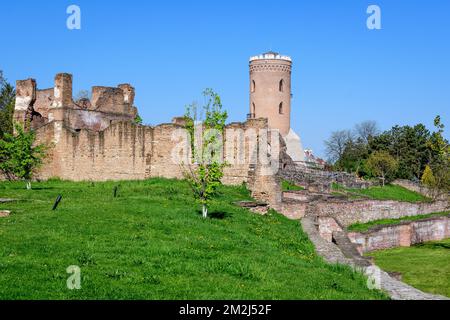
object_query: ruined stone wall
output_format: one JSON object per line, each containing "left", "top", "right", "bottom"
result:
{"left": 348, "top": 215, "right": 450, "bottom": 253}
{"left": 393, "top": 179, "right": 448, "bottom": 201}
{"left": 37, "top": 121, "right": 153, "bottom": 181}
{"left": 12, "top": 73, "right": 285, "bottom": 207}
{"left": 281, "top": 166, "right": 372, "bottom": 193}
{"left": 313, "top": 199, "right": 450, "bottom": 227}
{"left": 34, "top": 116, "right": 282, "bottom": 193}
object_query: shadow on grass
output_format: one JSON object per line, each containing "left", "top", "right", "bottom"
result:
{"left": 196, "top": 209, "right": 233, "bottom": 220}
{"left": 416, "top": 242, "right": 450, "bottom": 250}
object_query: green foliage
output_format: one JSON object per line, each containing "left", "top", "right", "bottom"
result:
{"left": 134, "top": 114, "right": 143, "bottom": 125}
{"left": 330, "top": 117, "right": 449, "bottom": 186}
{"left": 0, "top": 123, "right": 48, "bottom": 188}
{"left": 0, "top": 179, "right": 387, "bottom": 299}
{"left": 369, "top": 124, "right": 431, "bottom": 180}
{"left": 366, "top": 151, "right": 398, "bottom": 186}
{"left": 335, "top": 138, "right": 369, "bottom": 175}
{"left": 348, "top": 211, "right": 449, "bottom": 232}
{"left": 0, "top": 72, "right": 15, "bottom": 139}
{"left": 184, "top": 89, "right": 229, "bottom": 218}
{"left": 369, "top": 239, "right": 450, "bottom": 297}
{"left": 425, "top": 116, "right": 450, "bottom": 195}
{"left": 281, "top": 179, "right": 305, "bottom": 191}
{"left": 185, "top": 161, "right": 225, "bottom": 211}
{"left": 421, "top": 165, "right": 436, "bottom": 188}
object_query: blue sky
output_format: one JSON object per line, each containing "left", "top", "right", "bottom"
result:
{"left": 1, "top": 0, "right": 449, "bottom": 158}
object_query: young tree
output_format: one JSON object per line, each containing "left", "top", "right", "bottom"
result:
{"left": 421, "top": 165, "right": 436, "bottom": 187}
{"left": 0, "top": 123, "right": 47, "bottom": 189}
{"left": 366, "top": 150, "right": 398, "bottom": 187}
{"left": 183, "top": 89, "right": 228, "bottom": 218}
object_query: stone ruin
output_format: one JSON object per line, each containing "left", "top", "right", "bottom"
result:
{"left": 13, "top": 73, "right": 288, "bottom": 206}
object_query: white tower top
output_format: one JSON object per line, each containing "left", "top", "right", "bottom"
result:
{"left": 249, "top": 51, "right": 292, "bottom": 62}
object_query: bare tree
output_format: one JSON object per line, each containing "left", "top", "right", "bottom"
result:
{"left": 355, "top": 121, "right": 379, "bottom": 143}
{"left": 324, "top": 130, "right": 353, "bottom": 163}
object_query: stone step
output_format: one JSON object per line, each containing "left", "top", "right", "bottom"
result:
{"left": 332, "top": 231, "right": 372, "bottom": 267}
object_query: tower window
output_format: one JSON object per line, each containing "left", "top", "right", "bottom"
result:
{"left": 251, "top": 80, "right": 256, "bottom": 93}
{"left": 279, "top": 102, "right": 283, "bottom": 114}
{"left": 279, "top": 79, "right": 284, "bottom": 92}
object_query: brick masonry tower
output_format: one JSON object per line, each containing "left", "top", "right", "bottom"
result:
{"left": 249, "top": 51, "right": 305, "bottom": 162}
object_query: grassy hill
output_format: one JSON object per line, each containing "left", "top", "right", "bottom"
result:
{"left": 332, "top": 183, "right": 431, "bottom": 203}
{"left": 369, "top": 239, "right": 450, "bottom": 297}
{"left": 0, "top": 179, "right": 386, "bottom": 300}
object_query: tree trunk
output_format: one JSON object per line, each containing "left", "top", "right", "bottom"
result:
{"left": 202, "top": 204, "right": 208, "bottom": 218}
{"left": 26, "top": 180, "right": 32, "bottom": 190}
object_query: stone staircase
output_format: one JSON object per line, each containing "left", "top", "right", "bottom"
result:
{"left": 332, "top": 231, "right": 372, "bottom": 267}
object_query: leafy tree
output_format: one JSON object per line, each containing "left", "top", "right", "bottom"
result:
{"left": 183, "top": 89, "right": 228, "bottom": 218}
{"left": 0, "top": 71, "right": 16, "bottom": 139}
{"left": 421, "top": 165, "right": 436, "bottom": 188}
{"left": 0, "top": 123, "right": 48, "bottom": 189}
{"left": 369, "top": 124, "right": 431, "bottom": 179}
{"left": 336, "top": 138, "right": 369, "bottom": 175}
{"left": 366, "top": 151, "right": 398, "bottom": 186}
{"left": 426, "top": 116, "right": 450, "bottom": 195}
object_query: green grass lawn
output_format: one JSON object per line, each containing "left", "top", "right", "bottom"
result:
{"left": 0, "top": 179, "right": 387, "bottom": 300}
{"left": 332, "top": 183, "right": 431, "bottom": 203}
{"left": 348, "top": 211, "right": 450, "bottom": 232}
{"left": 368, "top": 239, "right": 450, "bottom": 297}
{"left": 281, "top": 179, "right": 305, "bottom": 191}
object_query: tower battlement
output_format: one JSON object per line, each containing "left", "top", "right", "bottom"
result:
{"left": 249, "top": 51, "right": 292, "bottom": 62}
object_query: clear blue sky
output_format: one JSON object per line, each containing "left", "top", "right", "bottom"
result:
{"left": 1, "top": 0, "right": 449, "bottom": 158}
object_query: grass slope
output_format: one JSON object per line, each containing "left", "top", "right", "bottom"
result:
{"left": 332, "top": 183, "right": 431, "bottom": 203}
{"left": 281, "top": 180, "right": 305, "bottom": 191}
{"left": 0, "top": 179, "right": 386, "bottom": 300}
{"left": 369, "top": 239, "right": 450, "bottom": 297}
{"left": 348, "top": 211, "right": 450, "bottom": 232}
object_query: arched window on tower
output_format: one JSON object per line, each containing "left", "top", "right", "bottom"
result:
{"left": 279, "top": 79, "right": 284, "bottom": 92}
{"left": 279, "top": 102, "right": 283, "bottom": 114}
{"left": 251, "top": 80, "right": 256, "bottom": 93}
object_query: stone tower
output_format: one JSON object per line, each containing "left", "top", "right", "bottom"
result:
{"left": 249, "top": 51, "right": 305, "bottom": 162}
{"left": 249, "top": 51, "right": 292, "bottom": 136}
